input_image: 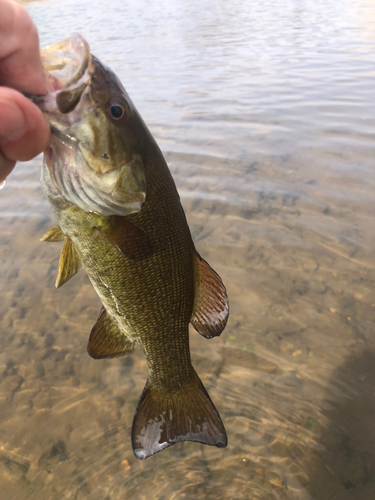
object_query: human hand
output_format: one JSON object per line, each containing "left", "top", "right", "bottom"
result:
{"left": 0, "top": 0, "right": 50, "bottom": 183}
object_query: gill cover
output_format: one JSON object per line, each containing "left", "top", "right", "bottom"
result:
{"left": 37, "top": 35, "right": 146, "bottom": 217}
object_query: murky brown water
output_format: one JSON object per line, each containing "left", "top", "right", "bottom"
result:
{"left": 1, "top": 0, "right": 375, "bottom": 498}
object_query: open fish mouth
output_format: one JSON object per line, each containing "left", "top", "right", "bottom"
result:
{"left": 42, "top": 34, "right": 90, "bottom": 92}
{"left": 30, "top": 34, "right": 91, "bottom": 113}
{"left": 34, "top": 35, "right": 146, "bottom": 217}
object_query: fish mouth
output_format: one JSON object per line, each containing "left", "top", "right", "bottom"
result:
{"left": 35, "top": 35, "right": 145, "bottom": 217}
{"left": 41, "top": 34, "right": 90, "bottom": 91}
{"left": 30, "top": 34, "right": 92, "bottom": 118}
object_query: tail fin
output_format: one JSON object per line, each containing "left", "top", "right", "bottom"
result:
{"left": 131, "top": 369, "right": 227, "bottom": 459}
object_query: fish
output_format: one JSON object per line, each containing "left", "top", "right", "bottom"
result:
{"left": 33, "top": 34, "right": 229, "bottom": 459}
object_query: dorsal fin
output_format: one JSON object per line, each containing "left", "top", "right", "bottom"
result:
{"left": 98, "top": 216, "right": 153, "bottom": 261}
{"left": 55, "top": 237, "right": 82, "bottom": 288}
{"left": 190, "top": 248, "right": 229, "bottom": 339}
{"left": 87, "top": 307, "right": 136, "bottom": 359}
{"left": 40, "top": 225, "right": 65, "bottom": 242}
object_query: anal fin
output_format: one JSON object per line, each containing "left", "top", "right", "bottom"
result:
{"left": 55, "top": 237, "right": 82, "bottom": 288}
{"left": 190, "top": 248, "right": 229, "bottom": 339}
{"left": 88, "top": 307, "right": 136, "bottom": 359}
{"left": 41, "top": 225, "right": 64, "bottom": 242}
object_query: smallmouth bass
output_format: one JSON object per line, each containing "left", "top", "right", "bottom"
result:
{"left": 33, "top": 35, "right": 229, "bottom": 459}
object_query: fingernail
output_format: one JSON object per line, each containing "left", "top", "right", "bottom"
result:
{"left": 1, "top": 123, "right": 28, "bottom": 142}
{"left": 0, "top": 99, "right": 28, "bottom": 143}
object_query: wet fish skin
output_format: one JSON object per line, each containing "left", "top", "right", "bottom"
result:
{"left": 39, "top": 36, "right": 229, "bottom": 459}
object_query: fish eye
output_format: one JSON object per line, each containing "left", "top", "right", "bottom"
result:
{"left": 107, "top": 99, "right": 129, "bottom": 121}
{"left": 110, "top": 105, "right": 124, "bottom": 119}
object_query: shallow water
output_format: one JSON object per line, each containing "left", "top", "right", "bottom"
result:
{"left": 1, "top": 0, "right": 375, "bottom": 498}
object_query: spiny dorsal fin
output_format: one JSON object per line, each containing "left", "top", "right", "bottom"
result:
{"left": 40, "top": 225, "right": 64, "bottom": 242}
{"left": 190, "top": 248, "right": 229, "bottom": 339}
{"left": 87, "top": 307, "right": 136, "bottom": 359}
{"left": 55, "top": 237, "right": 82, "bottom": 288}
{"left": 97, "top": 216, "right": 153, "bottom": 261}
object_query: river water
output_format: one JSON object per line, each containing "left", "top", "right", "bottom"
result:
{"left": 1, "top": 0, "right": 375, "bottom": 498}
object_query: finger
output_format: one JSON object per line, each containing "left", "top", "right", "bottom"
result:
{"left": 0, "top": 87, "right": 50, "bottom": 162}
{"left": 0, "top": 151, "right": 16, "bottom": 183}
{"left": 0, "top": 0, "right": 47, "bottom": 94}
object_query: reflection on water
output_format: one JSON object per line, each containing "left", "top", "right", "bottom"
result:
{"left": 1, "top": 0, "right": 375, "bottom": 498}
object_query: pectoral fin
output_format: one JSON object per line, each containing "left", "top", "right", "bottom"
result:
{"left": 88, "top": 307, "right": 136, "bottom": 359}
{"left": 55, "top": 237, "right": 82, "bottom": 288}
{"left": 98, "top": 216, "right": 153, "bottom": 261}
{"left": 190, "top": 248, "right": 229, "bottom": 339}
{"left": 40, "top": 225, "right": 64, "bottom": 242}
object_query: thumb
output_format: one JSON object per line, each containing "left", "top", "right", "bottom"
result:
{"left": 0, "top": 87, "right": 50, "bottom": 163}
